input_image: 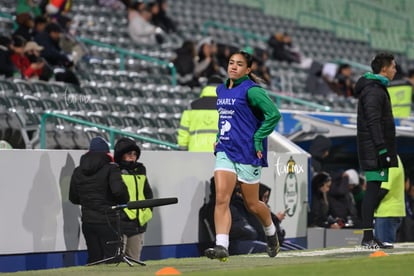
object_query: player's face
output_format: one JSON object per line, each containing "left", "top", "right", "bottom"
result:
{"left": 227, "top": 53, "right": 251, "bottom": 80}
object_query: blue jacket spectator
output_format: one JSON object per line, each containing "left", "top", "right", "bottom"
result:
{"left": 34, "top": 22, "right": 72, "bottom": 67}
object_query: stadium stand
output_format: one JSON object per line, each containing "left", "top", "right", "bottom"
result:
{"left": 0, "top": 0, "right": 413, "bottom": 150}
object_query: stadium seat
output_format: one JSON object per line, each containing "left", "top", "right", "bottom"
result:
{"left": 0, "top": 79, "right": 17, "bottom": 95}
{"left": 81, "top": 85, "right": 101, "bottom": 98}
{"left": 107, "top": 114, "right": 126, "bottom": 128}
{"left": 90, "top": 99, "right": 111, "bottom": 113}
{"left": 13, "top": 79, "right": 34, "bottom": 95}
{"left": 31, "top": 81, "right": 54, "bottom": 96}
{"left": 6, "top": 95, "right": 27, "bottom": 111}
{"left": 42, "top": 98, "right": 63, "bottom": 112}
{"left": 87, "top": 111, "right": 110, "bottom": 126}
{"left": 138, "top": 116, "right": 157, "bottom": 129}
{"left": 23, "top": 95, "right": 45, "bottom": 113}
{"left": 110, "top": 101, "right": 128, "bottom": 114}
{"left": 122, "top": 115, "right": 141, "bottom": 128}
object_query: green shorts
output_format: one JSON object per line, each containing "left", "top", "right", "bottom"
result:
{"left": 214, "top": 151, "right": 261, "bottom": 184}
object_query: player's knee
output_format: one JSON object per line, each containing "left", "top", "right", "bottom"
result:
{"left": 215, "top": 195, "right": 231, "bottom": 208}
{"left": 244, "top": 201, "right": 260, "bottom": 214}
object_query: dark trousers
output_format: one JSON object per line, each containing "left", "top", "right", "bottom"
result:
{"left": 82, "top": 222, "right": 118, "bottom": 264}
{"left": 361, "top": 181, "right": 381, "bottom": 239}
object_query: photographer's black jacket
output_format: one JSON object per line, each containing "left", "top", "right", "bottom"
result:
{"left": 69, "top": 152, "right": 129, "bottom": 223}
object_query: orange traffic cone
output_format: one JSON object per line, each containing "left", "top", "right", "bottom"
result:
{"left": 369, "top": 250, "right": 388, "bottom": 257}
{"left": 155, "top": 266, "right": 181, "bottom": 275}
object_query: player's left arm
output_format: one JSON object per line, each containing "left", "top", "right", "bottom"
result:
{"left": 247, "top": 87, "right": 281, "bottom": 152}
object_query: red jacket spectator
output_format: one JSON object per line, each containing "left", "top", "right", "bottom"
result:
{"left": 11, "top": 41, "right": 45, "bottom": 79}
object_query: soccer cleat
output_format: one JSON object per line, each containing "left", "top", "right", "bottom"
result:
{"left": 266, "top": 233, "right": 280, "bottom": 257}
{"left": 361, "top": 238, "right": 394, "bottom": 249}
{"left": 205, "top": 245, "right": 229, "bottom": 262}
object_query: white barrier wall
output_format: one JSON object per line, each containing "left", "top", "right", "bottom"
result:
{"left": 0, "top": 150, "right": 308, "bottom": 255}
{"left": 266, "top": 153, "right": 309, "bottom": 239}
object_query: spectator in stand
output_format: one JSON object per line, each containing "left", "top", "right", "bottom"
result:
{"left": 34, "top": 22, "right": 70, "bottom": 67}
{"left": 195, "top": 37, "right": 224, "bottom": 82}
{"left": 121, "top": 0, "right": 146, "bottom": 12}
{"left": 250, "top": 47, "right": 272, "bottom": 88}
{"left": 308, "top": 171, "right": 341, "bottom": 229}
{"left": 173, "top": 40, "right": 199, "bottom": 87}
{"left": 33, "top": 16, "right": 48, "bottom": 38}
{"left": 95, "top": 0, "right": 124, "bottom": 9}
{"left": 305, "top": 61, "right": 336, "bottom": 96}
{"left": 332, "top": 63, "right": 355, "bottom": 97}
{"left": 150, "top": 0, "right": 177, "bottom": 34}
{"left": 268, "top": 32, "right": 301, "bottom": 64}
{"left": 0, "top": 35, "right": 17, "bottom": 78}
{"left": 148, "top": 1, "right": 160, "bottom": 26}
{"left": 45, "top": 0, "right": 72, "bottom": 21}
{"left": 126, "top": 1, "right": 164, "bottom": 45}
{"left": 216, "top": 43, "right": 238, "bottom": 73}
{"left": 10, "top": 36, "right": 33, "bottom": 79}
{"left": 24, "top": 41, "right": 53, "bottom": 81}
{"left": 57, "top": 14, "right": 87, "bottom": 65}
{"left": 16, "top": 0, "right": 43, "bottom": 17}
{"left": 34, "top": 22, "right": 80, "bottom": 85}
{"left": 13, "top": 13, "right": 35, "bottom": 42}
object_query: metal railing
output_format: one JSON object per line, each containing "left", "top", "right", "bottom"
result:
{"left": 77, "top": 37, "right": 177, "bottom": 86}
{"left": 0, "top": 11, "right": 17, "bottom": 30}
{"left": 40, "top": 112, "right": 179, "bottom": 150}
{"left": 201, "top": 20, "right": 267, "bottom": 48}
{"left": 297, "top": 11, "right": 372, "bottom": 44}
{"left": 268, "top": 91, "right": 332, "bottom": 112}
{"left": 333, "top": 59, "right": 371, "bottom": 72}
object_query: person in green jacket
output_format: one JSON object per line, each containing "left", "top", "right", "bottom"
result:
{"left": 114, "top": 137, "right": 153, "bottom": 261}
{"left": 16, "top": 0, "right": 42, "bottom": 17}
{"left": 374, "top": 155, "right": 406, "bottom": 245}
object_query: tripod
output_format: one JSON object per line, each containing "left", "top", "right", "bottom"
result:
{"left": 87, "top": 209, "right": 146, "bottom": 267}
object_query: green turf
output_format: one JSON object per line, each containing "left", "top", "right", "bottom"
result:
{"left": 4, "top": 250, "right": 414, "bottom": 276}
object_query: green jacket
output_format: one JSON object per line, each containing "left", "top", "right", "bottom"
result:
{"left": 16, "top": 0, "right": 42, "bottom": 16}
